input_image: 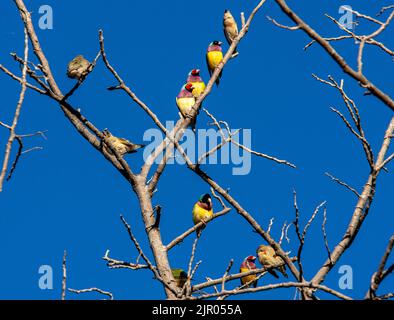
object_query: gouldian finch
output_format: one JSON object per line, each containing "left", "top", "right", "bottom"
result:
{"left": 187, "top": 69, "right": 206, "bottom": 98}
{"left": 176, "top": 83, "right": 197, "bottom": 131}
{"left": 257, "top": 245, "right": 288, "bottom": 278}
{"left": 172, "top": 269, "right": 188, "bottom": 289}
{"left": 206, "top": 41, "right": 223, "bottom": 86}
{"left": 192, "top": 193, "right": 213, "bottom": 236}
{"left": 240, "top": 256, "right": 258, "bottom": 288}
{"left": 67, "top": 55, "right": 90, "bottom": 80}
{"left": 102, "top": 129, "right": 145, "bottom": 156}
{"left": 223, "top": 10, "right": 239, "bottom": 53}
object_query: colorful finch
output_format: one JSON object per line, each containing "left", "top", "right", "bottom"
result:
{"left": 192, "top": 193, "right": 214, "bottom": 236}
{"left": 176, "top": 83, "right": 197, "bottom": 131}
{"left": 187, "top": 69, "right": 206, "bottom": 98}
{"left": 206, "top": 41, "right": 223, "bottom": 86}
{"left": 240, "top": 256, "right": 258, "bottom": 287}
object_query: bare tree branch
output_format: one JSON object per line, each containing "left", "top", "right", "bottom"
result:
{"left": 165, "top": 208, "right": 231, "bottom": 251}
{"left": 62, "top": 250, "right": 67, "bottom": 300}
{"left": 102, "top": 250, "right": 149, "bottom": 270}
{"left": 192, "top": 257, "right": 298, "bottom": 292}
{"left": 325, "top": 172, "right": 360, "bottom": 198}
{"left": 0, "top": 27, "right": 28, "bottom": 191}
{"left": 366, "top": 235, "right": 394, "bottom": 299}
{"left": 68, "top": 288, "right": 114, "bottom": 300}
{"left": 274, "top": 0, "right": 394, "bottom": 112}
{"left": 193, "top": 281, "right": 352, "bottom": 300}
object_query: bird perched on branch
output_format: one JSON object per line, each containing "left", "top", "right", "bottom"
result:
{"left": 223, "top": 10, "right": 239, "bottom": 53}
{"left": 187, "top": 69, "right": 206, "bottom": 98}
{"left": 206, "top": 41, "right": 223, "bottom": 86}
{"left": 172, "top": 269, "right": 188, "bottom": 289}
{"left": 257, "top": 245, "right": 288, "bottom": 278}
{"left": 176, "top": 83, "right": 197, "bottom": 131}
{"left": 240, "top": 256, "right": 258, "bottom": 288}
{"left": 192, "top": 193, "right": 214, "bottom": 236}
{"left": 102, "top": 129, "right": 145, "bottom": 156}
{"left": 67, "top": 55, "right": 90, "bottom": 81}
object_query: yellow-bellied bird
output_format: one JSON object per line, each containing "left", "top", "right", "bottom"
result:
{"left": 240, "top": 256, "right": 258, "bottom": 288}
{"left": 187, "top": 69, "right": 206, "bottom": 98}
{"left": 257, "top": 245, "right": 288, "bottom": 278}
{"left": 176, "top": 83, "right": 197, "bottom": 131}
{"left": 102, "top": 129, "right": 145, "bottom": 156}
{"left": 192, "top": 193, "right": 213, "bottom": 236}
{"left": 172, "top": 269, "right": 188, "bottom": 289}
{"left": 67, "top": 55, "right": 90, "bottom": 81}
{"left": 223, "top": 10, "right": 239, "bottom": 53}
{"left": 206, "top": 41, "right": 223, "bottom": 87}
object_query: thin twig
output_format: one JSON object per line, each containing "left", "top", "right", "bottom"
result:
{"left": 165, "top": 208, "right": 231, "bottom": 251}
{"left": 325, "top": 172, "right": 360, "bottom": 198}
{"left": 102, "top": 249, "right": 149, "bottom": 270}
{"left": 120, "top": 215, "right": 177, "bottom": 295}
{"left": 62, "top": 250, "right": 67, "bottom": 300}
{"left": 366, "top": 235, "right": 394, "bottom": 299}
{"left": 0, "top": 27, "right": 29, "bottom": 191}
{"left": 321, "top": 207, "right": 332, "bottom": 266}
{"left": 68, "top": 288, "right": 114, "bottom": 300}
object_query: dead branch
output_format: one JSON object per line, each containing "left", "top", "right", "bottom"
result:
{"left": 0, "top": 27, "right": 28, "bottom": 191}
{"left": 62, "top": 250, "right": 67, "bottom": 300}
{"left": 193, "top": 281, "right": 352, "bottom": 300}
{"left": 273, "top": 0, "right": 394, "bottom": 112}
{"left": 119, "top": 215, "right": 177, "bottom": 296}
{"left": 310, "top": 117, "right": 394, "bottom": 295}
{"left": 321, "top": 207, "right": 332, "bottom": 266}
{"left": 366, "top": 235, "right": 394, "bottom": 299}
{"left": 102, "top": 250, "right": 149, "bottom": 270}
{"left": 325, "top": 172, "right": 360, "bottom": 198}
{"left": 193, "top": 257, "right": 298, "bottom": 293}
{"left": 165, "top": 208, "right": 231, "bottom": 251}
{"left": 68, "top": 288, "right": 114, "bottom": 300}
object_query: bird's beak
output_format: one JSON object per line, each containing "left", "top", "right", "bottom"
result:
{"left": 252, "top": 256, "right": 256, "bottom": 261}
{"left": 219, "top": 41, "right": 223, "bottom": 46}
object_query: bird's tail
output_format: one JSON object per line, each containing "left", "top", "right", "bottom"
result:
{"left": 268, "top": 269, "right": 279, "bottom": 279}
{"left": 191, "top": 118, "right": 197, "bottom": 134}
{"left": 279, "top": 266, "right": 288, "bottom": 278}
{"left": 196, "top": 225, "right": 206, "bottom": 238}
{"left": 215, "top": 70, "right": 223, "bottom": 87}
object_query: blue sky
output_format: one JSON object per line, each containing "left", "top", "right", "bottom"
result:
{"left": 0, "top": 0, "right": 393, "bottom": 299}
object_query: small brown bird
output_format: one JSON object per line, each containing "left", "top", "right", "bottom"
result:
{"left": 102, "top": 129, "right": 145, "bottom": 156}
{"left": 223, "top": 10, "right": 239, "bottom": 53}
{"left": 257, "top": 245, "right": 288, "bottom": 278}
{"left": 67, "top": 55, "right": 90, "bottom": 80}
